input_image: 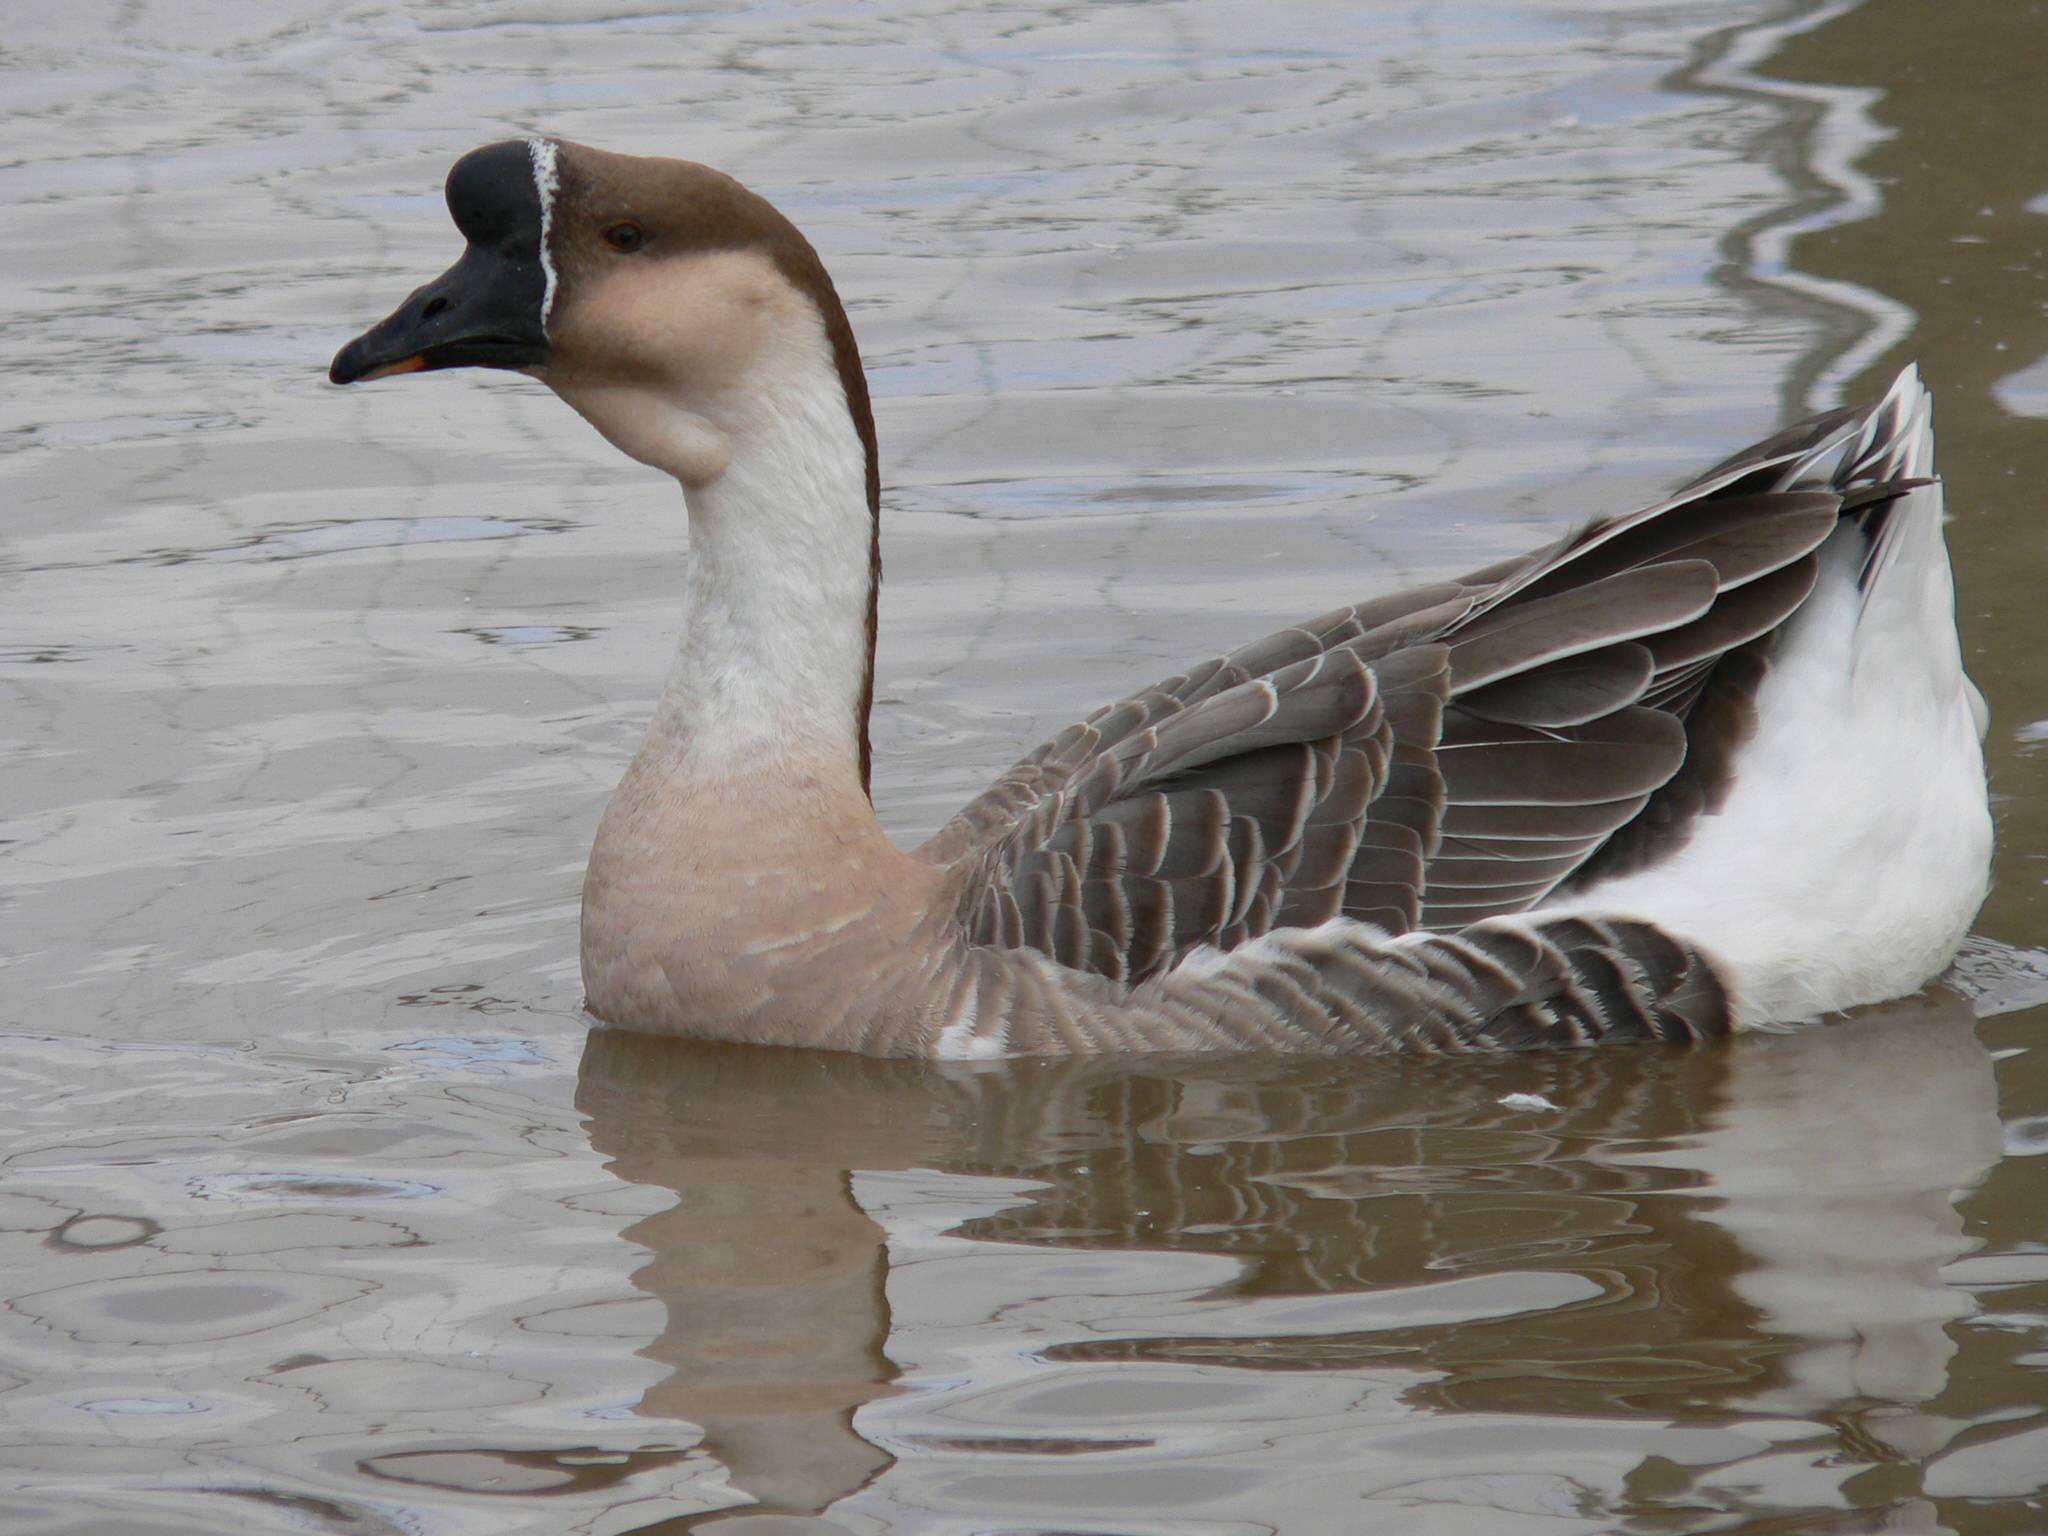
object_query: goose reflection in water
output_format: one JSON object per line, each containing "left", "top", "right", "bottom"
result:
{"left": 574, "top": 995, "right": 2000, "bottom": 1532}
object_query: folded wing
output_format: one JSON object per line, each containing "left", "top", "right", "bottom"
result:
{"left": 918, "top": 398, "right": 1922, "bottom": 985}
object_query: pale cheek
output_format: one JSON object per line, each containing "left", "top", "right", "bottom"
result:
{"left": 567, "top": 281, "right": 772, "bottom": 392}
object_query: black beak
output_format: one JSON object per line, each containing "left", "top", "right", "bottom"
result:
{"left": 328, "top": 246, "right": 549, "bottom": 384}
{"left": 330, "top": 140, "right": 553, "bottom": 386}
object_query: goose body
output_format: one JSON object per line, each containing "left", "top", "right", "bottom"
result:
{"left": 331, "top": 139, "right": 1992, "bottom": 1057}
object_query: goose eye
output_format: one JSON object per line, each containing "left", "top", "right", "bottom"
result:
{"left": 603, "top": 222, "right": 647, "bottom": 253}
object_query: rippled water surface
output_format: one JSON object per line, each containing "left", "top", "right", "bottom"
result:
{"left": 5, "top": 1, "right": 2048, "bottom": 1531}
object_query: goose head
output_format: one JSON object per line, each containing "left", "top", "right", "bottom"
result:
{"left": 330, "top": 138, "right": 878, "bottom": 496}
{"left": 330, "top": 139, "right": 887, "bottom": 790}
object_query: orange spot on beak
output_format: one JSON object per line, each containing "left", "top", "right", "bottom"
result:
{"left": 358, "top": 356, "right": 428, "bottom": 382}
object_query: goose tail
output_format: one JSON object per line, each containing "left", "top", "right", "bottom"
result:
{"left": 1840, "top": 367, "right": 1990, "bottom": 735}
{"left": 1544, "top": 366, "right": 1991, "bottom": 1025}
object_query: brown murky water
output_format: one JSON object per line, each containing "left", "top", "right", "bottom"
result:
{"left": 3, "top": 1, "right": 2046, "bottom": 1531}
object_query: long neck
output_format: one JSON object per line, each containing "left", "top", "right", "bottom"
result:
{"left": 644, "top": 341, "right": 877, "bottom": 801}
{"left": 580, "top": 327, "right": 946, "bottom": 1043}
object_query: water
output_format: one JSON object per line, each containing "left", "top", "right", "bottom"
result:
{"left": 3, "top": 0, "right": 2046, "bottom": 1531}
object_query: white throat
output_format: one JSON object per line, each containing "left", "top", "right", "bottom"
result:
{"left": 643, "top": 328, "right": 873, "bottom": 781}
{"left": 543, "top": 249, "right": 876, "bottom": 788}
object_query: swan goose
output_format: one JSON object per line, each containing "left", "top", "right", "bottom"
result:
{"left": 330, "top": 139, "right": 1992, "bottom": 1057}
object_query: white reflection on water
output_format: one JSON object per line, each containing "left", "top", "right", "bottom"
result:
{"left": 1648, "top": 1009, "right": 2002, "bottom": 1424}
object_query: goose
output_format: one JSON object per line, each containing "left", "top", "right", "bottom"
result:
{"left": 329, "top": 138, "right": 1992, "bottom": 1058}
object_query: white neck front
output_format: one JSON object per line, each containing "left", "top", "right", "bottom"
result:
{"left": 649, "top": 353, "right": 873, "bottom": 783}
{"left": 541, "top": 248, "right": 876, "bottom": 799}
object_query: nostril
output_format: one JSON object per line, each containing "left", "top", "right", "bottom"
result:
{"left": 420, "top": 296, "right": 450, "bottom": 322}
